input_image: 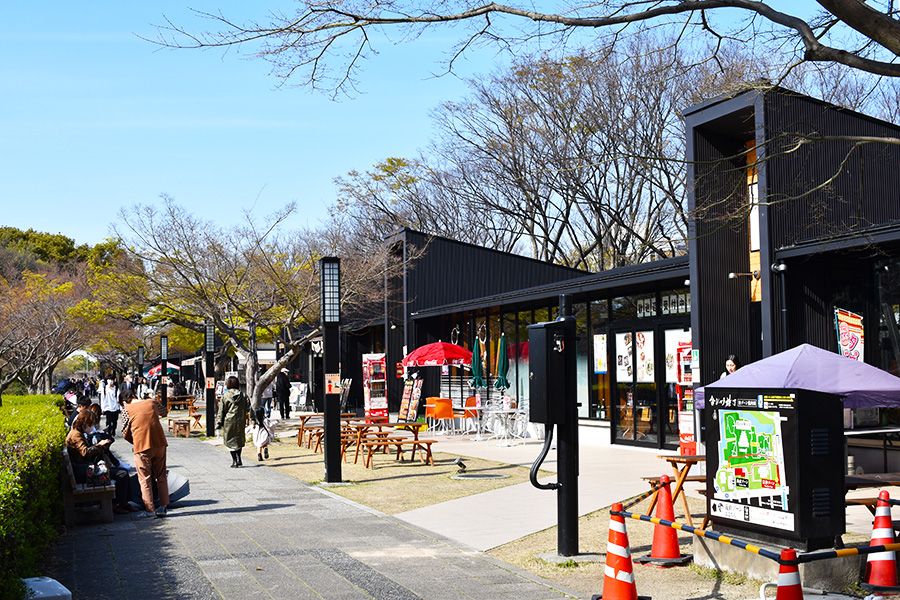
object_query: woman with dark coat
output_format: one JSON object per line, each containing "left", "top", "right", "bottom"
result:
{"left": 216, "top": 376, "right": 250, "bottom": 467}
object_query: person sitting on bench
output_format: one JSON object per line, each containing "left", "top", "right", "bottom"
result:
{"left": 66, "top": 410, "right": 135, "bottom": 514}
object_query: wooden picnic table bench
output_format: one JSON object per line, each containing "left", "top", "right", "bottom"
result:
{"left": 359, "top": 438, "right": 438, "bottom": 469}
{"left": 167, "top": 395, "right": 195, "bottom": 412}
{"left": 61, "top": 449, "right": 117, "bottom": 526}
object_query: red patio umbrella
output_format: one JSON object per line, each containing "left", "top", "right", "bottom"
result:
{"left": 147, "top": 362, "right": 181, "bottom": 376}
{"left": 402, "top": 342, "right": 473, "bottom": 367}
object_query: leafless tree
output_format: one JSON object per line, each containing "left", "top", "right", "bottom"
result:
{"left": 107, "top": 196, "right": 408, "bottom": 410}
{"left": 0, "top": 266, "right": 98, "bottom": 396}
{"left": 333, "top": 157, "right": 523, "bottom": 252}
{"left": 151, "top": 2, "right": 900, "bottom": 99}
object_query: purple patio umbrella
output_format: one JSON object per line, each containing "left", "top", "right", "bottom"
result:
{"left": 697, "top": 343, "right": 900, "bottom": 409}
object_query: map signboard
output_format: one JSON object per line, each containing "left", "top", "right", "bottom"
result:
{"left": 711, "top": 408, "right": 792, "bottom": 531}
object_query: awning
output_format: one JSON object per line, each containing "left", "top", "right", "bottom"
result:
{"left": 236, "top": 350, "right": 277, "bottom": 365}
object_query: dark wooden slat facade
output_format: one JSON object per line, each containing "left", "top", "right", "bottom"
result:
{"left": 685, "top": 87, "right": 900, "bottom": 389}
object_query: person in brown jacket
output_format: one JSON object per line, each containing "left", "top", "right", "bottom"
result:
{"left": 124, "top": 391, "right": 169, "bottom": 518}
{"left": 66, "top": 410, "right": 134, "bottom": 513}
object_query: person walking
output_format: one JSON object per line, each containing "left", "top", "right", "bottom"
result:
{"left": 101, "top": 380, "right": 121, "bottom": 437}
{"left": 275, "top": 368, "right": 291, "bottom": 420}
{"left": 260, "top": 375, "right": 274, "bottom": 419}
{"left": 216, "top": 376, "right": 250, "bottom": 467}
{"left": 250, "top": 405, "right": 273, "bottom": 462}
{"left": 123, "top": 389, "right": 169, "bottom": 518}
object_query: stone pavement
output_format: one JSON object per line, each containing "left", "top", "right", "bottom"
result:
{"left": 49, "top": 435, "right": 582, "bottom": 600}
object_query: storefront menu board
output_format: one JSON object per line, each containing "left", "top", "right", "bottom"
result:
{"left": 705, "top": 388, "right": 844, "bottom": 550}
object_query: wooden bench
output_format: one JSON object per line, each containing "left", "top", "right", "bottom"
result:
{"left": 61, "top": 450, "right": 117, "bottom": 526}
{"left": 360, "top": 438, "right": 437, "bottom": 469}
{"left": 391, "top": 439, "right": 437, "bottom": 466}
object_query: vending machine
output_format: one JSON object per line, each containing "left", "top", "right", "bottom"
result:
{"left": 705, "top": 387, "right": 844, "bottom": 550}
{"left": 362, "top": 353, "right": 388, "bottom": 422}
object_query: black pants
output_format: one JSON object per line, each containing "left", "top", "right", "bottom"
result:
{"left": 277, "top": 395, "right": 290, "bottom": 419}
{"left": 104, "top": 410, "right": 120, "bottom": 436}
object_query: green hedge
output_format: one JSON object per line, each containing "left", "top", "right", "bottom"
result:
{"left": 0, "top": 395, "right": 66, "bottom": 600}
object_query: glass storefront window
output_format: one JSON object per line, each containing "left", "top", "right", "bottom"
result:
{"left": 590, "top": 299, "right": 610, "bottom": 421}
{"left": 574, "top": 302, "right": 590, "bottom": 418}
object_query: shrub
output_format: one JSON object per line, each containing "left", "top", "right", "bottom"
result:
{"left": 0, "top": 395, "right": 66, "bottom": 600}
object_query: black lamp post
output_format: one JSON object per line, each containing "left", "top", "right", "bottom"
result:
{"left": 160, "top": 335, "right": 168, "bottom": 410}
{"left": 320, "top": 257, "right": 341, "bottom": 483}
{"left": 205, "top": 320, "right": 216, "bottom": 436}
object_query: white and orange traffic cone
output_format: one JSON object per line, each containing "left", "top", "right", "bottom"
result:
{"left": 634, "top": 474, "right": 691, "bottom": 567}
{"left": 775, "top": 548, "right": 804, "bottom": 600}
{"left": 862, "top": 490, "right": 899, "bottom": 595}
{"left": 592, "top": 503, "right": 650, "bottom": 600}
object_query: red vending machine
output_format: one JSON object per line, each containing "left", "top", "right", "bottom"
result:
{"left": 362, "top": 353, "right": 388, "bottom": 422}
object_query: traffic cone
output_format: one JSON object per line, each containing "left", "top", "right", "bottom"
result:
{"left": 634, "top": 475, "right": 691, "bottom": 567}
{"left": 594, "top": 503, "right": 650, "bottom": 600}
{"left": 862, "top": 490, "right": 899, "bottom": 594}
{"left": 775, "top": 548, "right": 803, "bottom": 600}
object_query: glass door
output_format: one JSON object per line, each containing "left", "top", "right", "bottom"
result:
{"left": 613, "top": 330, "right": 658, "bottom": 445}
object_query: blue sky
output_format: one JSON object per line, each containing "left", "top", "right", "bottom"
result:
{"left": 0, "top": 1, "right": 502, "bottom": 246}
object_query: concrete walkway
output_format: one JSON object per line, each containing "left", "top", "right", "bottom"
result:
{"left": 49, "top": 435, "right": 582, "bottom": 600}
{"left": 394, "top": 432, "right": 668, "bottom": 551}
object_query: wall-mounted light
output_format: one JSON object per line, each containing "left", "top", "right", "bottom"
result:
{"left": 728, "top": 270, "right": 761, "bottom": 280}
{"left": 771, "top": 263, "right": 787, "bottom": 274}
{"left": 390, "top": 321, "right": 397, "bottom": 330}
{"left": 683, "top": 279, "right": 690, "bottom": 287}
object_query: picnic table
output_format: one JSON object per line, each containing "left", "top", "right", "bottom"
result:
{"left": 167, "top": 395, "right": 195, "bottom": 412}
{"left": 345, "top": 422, "right": 427, "bottom": 463}
{"left": 644, "top": 455, "right": 706, "bottom": 527}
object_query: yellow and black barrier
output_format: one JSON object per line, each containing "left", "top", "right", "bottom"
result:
{"left": 612, "top": 507, "right": 900, "bottom": 566}
{"left": 621, "top": 482, "right": 666, "bottom": 511}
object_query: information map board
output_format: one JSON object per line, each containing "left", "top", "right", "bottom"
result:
{"left": 705, "top": 387, "right": 844, "bottom": 550}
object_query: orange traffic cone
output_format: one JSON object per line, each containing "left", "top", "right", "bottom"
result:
{"left": 862, "top": 490, "right": 899, "bottom": 594}
{"left": 594, "top": 503, "right": 650, "bottom": 600}
{"left": 775, "top": 548, "right": 803, "bottom": 600}
{"left": 634, "top": 475, "right": 691, "bottom": 567}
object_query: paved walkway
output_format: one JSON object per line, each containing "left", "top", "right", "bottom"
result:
{"left": 49, "top": 435, "right": 582, "bottom": 600}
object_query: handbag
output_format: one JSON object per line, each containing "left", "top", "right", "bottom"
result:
{"left": 86, "top": 462, "right": 111, "bottom": 486}
{"left": 122, "top": 420, "right": 133, "bottom": 444}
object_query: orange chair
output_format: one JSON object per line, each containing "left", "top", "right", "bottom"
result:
{"left": 424, "top": 397, "right": 439, "bottom": 429}
{"left": 455, "top": 396, "right": 478, "bottom": 433}
{"left": 434, "top": 397, "right": 456, "bottom": 434}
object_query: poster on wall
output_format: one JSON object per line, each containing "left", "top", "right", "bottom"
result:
{"left": 615, "top": 333, "right": 632, "bottom": 381}
{"left": 635, "top": 331, "right": 654, "bottom": 383}
{"left": 593, "top": 334, "right": 608, "bottom": 374}
{"left": 834, "top": 308, "right": 864, "bottom": 361}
